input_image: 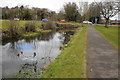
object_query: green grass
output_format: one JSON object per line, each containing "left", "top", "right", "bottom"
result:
{"left": 41, "top": 26, "right": 87, "bottom": 78}
{"left": 94, "top": 25, "right": 119, "bottom": 49}
{"left": 58, "top": 22, "right": 84, "bottom": 26}
{"left": 22, "top": 30, "right": 52, "bottom": 38}
{"left": 22, "top": 32, "right": 40, "bottom": 38}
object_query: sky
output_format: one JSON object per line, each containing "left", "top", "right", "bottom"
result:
{"left": 0, "top": 0, "right": 119, "bottom": 20}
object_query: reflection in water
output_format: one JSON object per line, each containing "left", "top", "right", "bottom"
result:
{"left": 19, "top": 64, "right": 37, "bottom": 73}
{"left": 18, "top": 52, "right": 38, "bottom": 77}
{"left": 2, "top": 31, "right": 74, "bottom": 78}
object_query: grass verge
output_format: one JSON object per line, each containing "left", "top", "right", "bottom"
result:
{"left": 41, "top": 26, "right": 87, "bottom": 78}
{"left": 94, "top": 25, "right": 119, "bottom": 49}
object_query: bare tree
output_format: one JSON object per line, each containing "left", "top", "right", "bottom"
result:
{"left": 96, "top": 0, "right": 120, "bottom": 27}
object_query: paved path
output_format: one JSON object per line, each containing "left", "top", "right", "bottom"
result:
{"left": 86, "top": 24, "right": 118, "bottom": 78}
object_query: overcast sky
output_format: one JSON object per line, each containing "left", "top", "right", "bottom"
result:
{"left": 0, "top": 0, "right": 119, "bottom": 20}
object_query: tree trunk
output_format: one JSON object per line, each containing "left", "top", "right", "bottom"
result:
{"left": 105, "top": 19, "right": 109, "bottom": 28}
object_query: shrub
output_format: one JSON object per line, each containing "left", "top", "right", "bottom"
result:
{"left": 7, "top": 21, "right": 20, "bottom": 37}
{"left": 55, "top": 23, "right": 80, "bottom": 30}
{"left": 42, "top": 21, "right": 56, "bottom": 30}
{"left": 24, "top": 22, "right": 36, "bottom": 32}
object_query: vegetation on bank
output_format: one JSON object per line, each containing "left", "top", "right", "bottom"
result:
{"left": 1, "top": 20, "right": 54, "bottom": 39}
{"left": 1, "top": 20, "right": 84, "bottom": 40}
{"left": 1, "top": 20, "right": 43, "bottom": 30}
{"left": 58, "top": 22, "right": 83, "bottom": 26}
{"left": 41, "top": 26, "right": 87, "bottom": 78}
{"left": 94, "top": 25, "right": 119, "bottom": 49}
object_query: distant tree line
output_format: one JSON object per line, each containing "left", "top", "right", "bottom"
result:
{"left": 1, "top": 3, "right": 83, "bottom": 22}
{"left": 1, "top": 5, "right": 58, "bottom": 20}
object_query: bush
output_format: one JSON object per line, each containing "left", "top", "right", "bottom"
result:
{"left": 55, "top": 23, "right": 80, "bottom": 30}
{"left": 24, "top": 22, "right": 36, "bottom": 32}
{"left": 42, "top": 21, "right": 56, "bottom": 30}
{"left": 7, "top": 21, "right": 20, "bottom": 37}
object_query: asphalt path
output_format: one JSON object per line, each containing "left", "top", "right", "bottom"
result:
{"left": 86, "top": 24, "right": 118, "bottom": 78}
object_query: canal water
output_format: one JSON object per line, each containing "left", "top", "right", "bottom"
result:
{"left": 1, "top": 31, "right": 74, "bottom": 78}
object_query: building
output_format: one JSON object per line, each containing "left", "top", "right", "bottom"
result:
{"left": 110, "top": 20, "right": 120, "bottom": 25}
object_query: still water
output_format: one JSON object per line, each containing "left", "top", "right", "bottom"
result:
{"left": 1, "top": 31, "right": 74, "bottom": 78}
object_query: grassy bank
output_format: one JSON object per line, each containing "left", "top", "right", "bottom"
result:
{"left": 94, "top": 25, "right": 119, "bottom": 49}
{"left": 41, "top": 26, "right": 87, "bottom": 78}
